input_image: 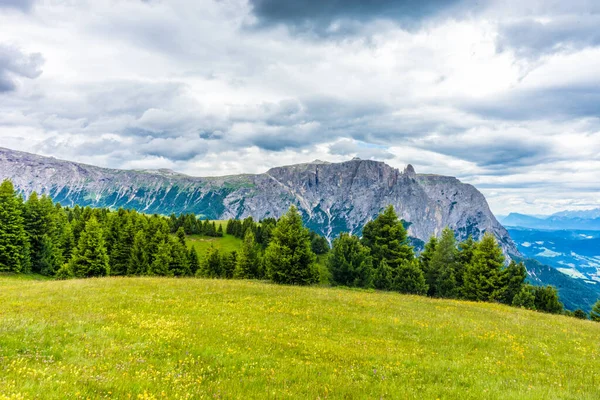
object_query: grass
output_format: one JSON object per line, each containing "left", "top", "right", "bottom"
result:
{"left": 187, "top": 233, "right": 243, "bottom": 257}
{"left": 0, "top": 276, "right": 599, "bottom": 399}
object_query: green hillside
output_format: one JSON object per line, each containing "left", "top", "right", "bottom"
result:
{"left": 1, "top": 276, "right": 598, "bottom": 399}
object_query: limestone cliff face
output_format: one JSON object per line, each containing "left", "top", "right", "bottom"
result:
{"left": 0, "top": 147, "right": 518, "bottom": 255}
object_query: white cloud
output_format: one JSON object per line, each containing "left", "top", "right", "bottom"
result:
{"left": 0, "top": 0, "right": 599, "bottom": 215}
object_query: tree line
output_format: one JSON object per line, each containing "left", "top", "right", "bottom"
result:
{"left": 1, "top": 179, "right": 599, "bottom": 319}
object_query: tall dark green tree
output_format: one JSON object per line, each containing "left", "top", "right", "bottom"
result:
{"left": 590, "top": 300, "right": 600, "bottom": 322}
{"left": 38, "top": 234, "right": 62, "bottom": 276}
{"left": 512, "top": 285, "right": 536, "bottom": 309}
{"left": 419, "top": 236, "right": 437, "bottom": 292}
{"left": 264, "top": 205, "right": 318, "bottom": 285}
{"left": 148, "top": 240, "right": 171, "bottom": 276}
{"left": 199, "top": 246, "right": 222, "bottom": 278}
{"left": 373, "top": 259, "right": 393, "bottom": 290}
{"left": 127, "top": 231, "right": 149, "bottom": 275}
{"left": 234, "top": 230, "right": 260, "bottom": 279}
{"left": 532, "top": 285, "right": 563, "bottom": 314}
{"left": 462, "top": 233, "right": 504, "bottom": 301}
{"left": 361, "top": 205, "right": 413, "bottom": 290}
{"left": 428, "top": 227, "right": 459, "bottom": 298}
{"left": 395, "top": 259, "right": 428, "bottom": 295}
{"left": 0, "top": 180, "right": 30, "bottom": 273}
{"left": 188, "top": 247, "right": 200, "bottom": 275}
{"left": 69, "top": 216, "right": 110, "bottom": 277}
{"left": 328, "top": 232, "right": 373, "bottom": 288}
{"left": 221, "top": 251, "right": 237, "bottom": 279}
{"left": 169, "top": 238, "right": 191, "bottom": 276}
{"left": 24, "top": 192, "right": 59, "bottom": 274}
{"left": 499, "top": 260, "right": 527, "bottom": 305}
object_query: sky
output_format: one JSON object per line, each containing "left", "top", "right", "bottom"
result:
{"left": 1, "top": 0, "right": 599, "bottom": 216}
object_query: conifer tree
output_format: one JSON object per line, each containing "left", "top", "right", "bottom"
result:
{"left": 169, "top": 238, "right": 191, "bottom": 276}
{"left": 221, "top": 251, "right": 237, "bottom": 279}
{"left": 499, "top": 260, "right": 527, "bottom": 305}
{"left": 234, "top": 230, "right": 260, "bottom": 279}
{"left": 109, "top": 216, "right": 134, "bottom": 276}
{"left": 69, "top": 216, "right": 110, "bottom": 277}
{"left": 512, "top": 285, "right": 536, "bottom": 309}
{"left": 361, "top": 205, "right": 413, "bottom": 286}
{"left": 373, "top": 259, "right": 393, "bottom": 290}
{"left": 176, "top": 227, "right": 186, "bottom": 246}
{"left": 573, "top": 309, "right": 588, "bottom": 319}
{"left": 0, "top": 180, "right": 30, "bottom": 273}
{"left": 59, "top": 221, "right": 76, "bottom": 262}
{"left": 38, "top": 234, "right": 62, "bottom": 276}
{"left": 128, "top": 231, "right": 149, "bottom": 275}
{"left": 148, "top": 240, "right": 171, "bottom": 276}
{"left": 429, "top": 227, "right": 459, "bottom": 298}
{"left": 328, "top": 232, "right": 373, "bottom": 288}
{"left": 264, "top": 206, "right": 318, "bottom": 285}
{"left": 24, "top": 193, "right": 59, "bottom": 273}
{"left": 532, "top": 285, "right": 563, "bottom": 314}
{"left": 394, "top": 259, "right": 428, "bottom": 295}
{"left": 419, "top": 235, "right": 437, "bottom": 293}
{"left": 199, "top": 246, "right": 222, "bottom": 278}
{"left": 590, "top": 300, "right": 600, "bottom": 322}
{"left": 188, "top": 247, "right": 200, "bottom": 275}
{"left": 462, "top": 233, "right": 504, "bottom": 301}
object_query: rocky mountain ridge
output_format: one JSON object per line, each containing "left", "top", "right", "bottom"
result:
{"left": 0, "top": 147, "right": 518, "bottom": 255}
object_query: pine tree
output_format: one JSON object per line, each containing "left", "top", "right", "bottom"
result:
{"left": 462, "top": 233, "right": 504, "bottom": 301}
{"left": 59, "top": 221, "right": 76, "bottom": 263}
{"left": 419, "top": 235, "right": 437, "bottom": 294}
{"left": 148, "top": 240, "right": 171, "bottom": 276}
{"left": 532, "top": 285, "right": 563, "bottom": 314}
{"left": 264, "top": 205, "right": 318, "bottom": 285}
{"left": 176, "top": 227, "right": 186, "bottom": 246}
{"left": 38, "top": 234, "right": 62, "bottom": 276}
{"left": 24, "top": 193, "right": 58, "bottom": 273}
{"left": 188, "top": 247, "right": 200, "bottom": 275}
{"left": 429, "top": 227, "right": 459, "bottom": 298}
{"left": 394, "top": 259, "right": 428, "bottom": 295}
{"left": 199, "top": 246, "right": 222, "bottom": 278}
{"left": 328, "top": 232, "right": 373, "bottom": 288}
{"left": 234, "top": 230, "right": 260, "bottom": 279}
{"left": 69, "top": 216, "right": 110, "bottom": 277}
{"left": 361, "top": 205, "right": 414, "bottom": 287}
{"left": 221, "top": 251, "right": 237, "bottom": 279}
{"left": 512, "top": 285, "right": 535, "bottom": 309}
{"left": 373, "top": 259, "right": 393, "bottom": 290}
{"left": 590, "top": 300, "right": 600, "bottom": 322}
{"left": 109, "top": 216, "right": 134, "bottom": 276}
{"left": 127, "top": 230, "right": 149, "bottom": 275}
{"left": 169, "top": 238, "right": 191, "bottom": 276}
{"left": 0, "top": 180, "right": 30, "bottom": 273}
{"left": 499, "top": 260, "right": 527, "bottom": 305}
{"left": 573, "top": 309, "right": 588, "bottom": 320}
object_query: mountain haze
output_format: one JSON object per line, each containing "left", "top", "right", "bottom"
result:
{"left": 0, "top": 147, "right": 516, "bottom": 254}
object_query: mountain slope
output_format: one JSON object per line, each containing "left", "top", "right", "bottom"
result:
{"left": 0, "top": 147, "right": 517, "bottom": 254}
{"left": 501, "top": 212, "right": 600, "bottom": 230}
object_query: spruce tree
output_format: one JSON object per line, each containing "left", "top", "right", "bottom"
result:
{"left": 573, "top": 309, "right": 588, "bottom": 320}
{"left": 532, "top": 285, "right": 563, "bottom": 314}
{"left": 69, "top": 216, "right": 110, "bottom": 277}
{"left": 512, "top": 285, "right": 535, "bottom": 309}
{"left": 590, "top": 300, "right": 600, "bottom": 322}
{"left": 373, "top": 259, "right": 393, "bottom": 290}
{"left": 199, "top": 246, "right": 222, "bottom": 278}
{"left": 221, "top": 251, "right": 237, "bottom": 279}
{"left": 148, "top": 240, "right": 171, "bottom": 276}
{"left": 176, "top": 227, "right": 186, "bottom": 246}
{"left": 361, "top": 205, "right": 414, "bottom": 287}
{"left": 499, "top": 260, "right": 527, "bottom": 305}
{"left": 24, "top": 192, "right": 59, "bottom": 273}
{"left": 109, "top": 216, "right": 134, "bottom": 276}
{"left": 419, "top": 236, "right": 437, "bottom": 294}
{"left": 128, "top": 231, "right": 149, "bottom": 275}
{"left": 188, "top": 247, "right": 201, "bottom": 275}
{"left": 429, "top": 227, "right": 459, "bottom": 298}
{"left": 328, "top": 232, "right": 373, "bottom": 288}
{"left": 234, "top": 230, "right": 260, "bottom": 279}
{"left": 395, "top": 259, "right": 428, "bottom": 295}
{"left": 38, "top": 234, "right": 62, "bottom": 276}
{"left": 462, "top": 233, "right": 504, "bottom": 301}
{"left": 169, "top": 239, "right": 191, "bottom": 276}
{"left": 264, "top": 205, "right": 318, "bottom": 285}
{"left": 0, "top": 180, "right": 30, "bottom": 273}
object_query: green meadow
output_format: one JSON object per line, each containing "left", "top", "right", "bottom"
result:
{"left": 0, "top": 275, "right": 599, "bottom": 399}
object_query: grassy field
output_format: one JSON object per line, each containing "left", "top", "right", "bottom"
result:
{"left": 1, "top": 276, "right": 599, "bottom": 399}
{"left": 187, "top": 233, "right": 243, "bottom": 257}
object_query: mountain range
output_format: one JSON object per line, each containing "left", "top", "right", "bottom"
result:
{"left": 0, "top": 147, "right": 516, "bottom": 255}
{"left": 499, "top": 212, "right": 600, "bottom": 231}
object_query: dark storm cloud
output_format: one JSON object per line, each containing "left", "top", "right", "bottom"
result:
{"left": 497, "top": 15, "right": 600, "bottom": 58}
{"left": 0, "top": 45, "right": 43, "bottom": 93}
{"left": 0, "top": 0, "right": 35, "bottom": 12}
{"left": 248, "top": 0, "right": 466, "bottom": 35}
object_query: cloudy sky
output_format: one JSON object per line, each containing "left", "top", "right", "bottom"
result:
{"left": 1, "top": 0, "right": 599, "bottom": 215}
